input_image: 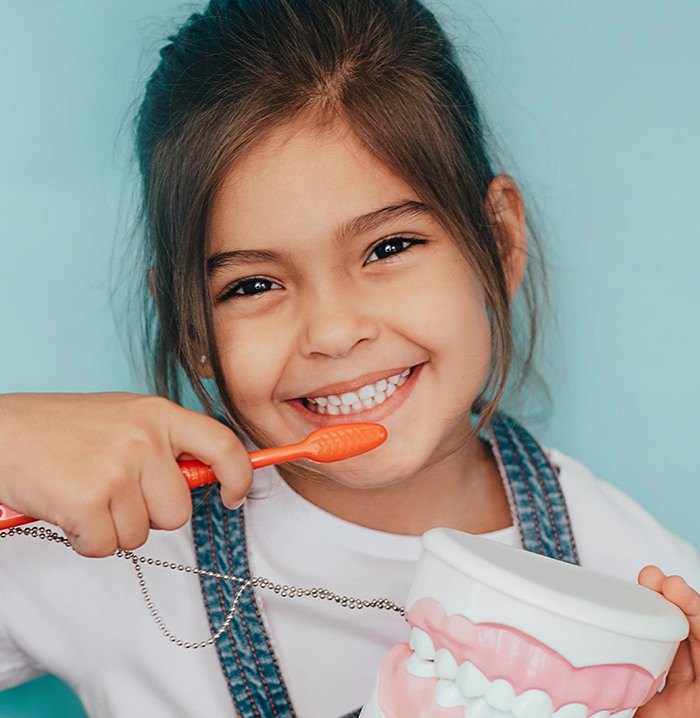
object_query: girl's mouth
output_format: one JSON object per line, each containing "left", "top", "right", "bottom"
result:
{"left": 286, "top": 362, "right": 425, "bottom": 426}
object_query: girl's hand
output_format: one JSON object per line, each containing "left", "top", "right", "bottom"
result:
{"left": 635, "top": 565, "right": 700, "bottom": 717}
{"left": 0, "top": 392, "right": 252, "bottom": 558}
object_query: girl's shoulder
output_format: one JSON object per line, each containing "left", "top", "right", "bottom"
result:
{"left": 544, "top": 446, "right": 700, "bottom": 591}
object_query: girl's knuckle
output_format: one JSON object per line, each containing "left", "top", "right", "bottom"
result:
{"left": 136, "top": 393, "right": 169, "bottom": 416}
{"left": 121, "top": 428, "right": 155, "bottom": 458}
{"left": 213, "top": 430, "right": 238, "bottom": 457}
{"left": 79, "top": 536, "right": 117, "bottom": 559}
{"left": 95, "top": 474, "right": 132, "bottom": 504}
{"left": 120, "top": 530, "right": 149, "bottom": 551}
{"left": 157, "top": 501, "right": 191, "bottom": 531}
{"left": 71, "top": 492, "right": 105, "bottom": 518}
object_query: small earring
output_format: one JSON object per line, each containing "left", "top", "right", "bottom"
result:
{"left": 199, "top": 355, "right": 207, "bottom": 364}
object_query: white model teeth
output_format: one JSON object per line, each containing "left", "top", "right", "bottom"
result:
{"left": 554, "top": 706, "right": 590, "bottom": 718}
{"left": 405, "top": 629, "right": 637, "bottom": 718}
{"left": 435, "top": 648, "right": 458, "bottom": 679}
{"left": 409, "top": 627, "right": 436, "bottom": 660}
{"left": 485, "top": 679, "right": 516, "bottom": 711}
{"left": 435, "top": 679, "right": 466, "bottom": 707}
{"left": 406, "top": 652, "right": 437, "bottom": 678}
{"left": 455, "top": 660, "right": 490, "bottom": 697}
{"left": 304, "top": 368, "right": 411, "bottom": 415}
{"left": 511, "top": 691, "right": 553, "bottom": 716}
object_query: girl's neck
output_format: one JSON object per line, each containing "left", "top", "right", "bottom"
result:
{"left": 279, "top": 432, "right": 512, "bottom": 537}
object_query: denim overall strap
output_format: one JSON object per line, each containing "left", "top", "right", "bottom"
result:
{"left": 191, "top": 485, "right": 297, "bottom": 718}
{"left": 191, "top": 408, "right": 579, "bottom": 718}
{"left": 482, "top": 410, "right": 580, "bottom": 564}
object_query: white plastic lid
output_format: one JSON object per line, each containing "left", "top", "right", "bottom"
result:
{"left": 421, "top": 528, "right": 689, "bottom": 641}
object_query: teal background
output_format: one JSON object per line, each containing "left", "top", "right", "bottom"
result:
{"left": 1, "top": 1, "right": 698, "bottom": 714}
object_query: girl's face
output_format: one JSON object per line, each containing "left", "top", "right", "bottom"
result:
{"left": 207, "top": 116, "right": 493, "bottom": 489}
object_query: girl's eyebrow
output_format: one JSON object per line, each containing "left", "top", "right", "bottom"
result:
{"left": 207, "top": 199, "right": 433, "bottom": 277}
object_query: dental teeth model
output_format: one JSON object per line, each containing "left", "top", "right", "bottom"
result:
{"left": 359, "top": 528, "right": 689, "bottom": 718}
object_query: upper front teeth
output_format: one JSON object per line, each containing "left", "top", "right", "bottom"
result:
{"left": 409, "top": 627, "right": 435, "bottom": 659}
{"left": 435, "top": 648, "right": 458, "bottom": 679}
{"left": 309, "top": 367, "right": 411, "bottom": 407}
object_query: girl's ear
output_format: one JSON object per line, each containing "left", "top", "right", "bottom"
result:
{"left": 484, "top": 174, "right": 528, "bottom": 301}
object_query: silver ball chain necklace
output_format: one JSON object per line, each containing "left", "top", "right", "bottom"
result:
{"left": 0, "top": 524, "right": 405, "bottom": 650}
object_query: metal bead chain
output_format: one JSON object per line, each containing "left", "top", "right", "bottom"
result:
{"left": 0, "top": 526, "right": 405, "bottom": 650}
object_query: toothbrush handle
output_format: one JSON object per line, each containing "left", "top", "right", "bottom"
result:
{"left": 178, "top": 444, "right": 305, "bottom": 487}
{"left": 0, "top": 445, "right": 305, "bottom": 530}
{"left": 0, "top": 505, "right": 33, "bottom": 530}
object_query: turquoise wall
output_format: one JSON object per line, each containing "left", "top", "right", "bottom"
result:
{"left": 1, "top": 1, "right": 698, "bottom": 714}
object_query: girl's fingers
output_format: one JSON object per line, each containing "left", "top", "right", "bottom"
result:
{"left": 660, "top": 575, "right": 700, "bottom": 632}
{"left": 64, "top": 506, "right": 119, "bottom": 558}
{"left": 638, "top": 565, "right": 699, "bottom": 684}
{"left": 638, "top": 564, "right": 666, "bottom": 591}
{"left": 109, "top": 479, "right": 152, "bottom": 550}
{"left": 665, "top": 632, "right": 694, "bottom": 686}
{"left": 140, "top": 456, "right": 193, "bottom": 531}
{"left": 660, "top": 574, "right": 700, "bottom": 675}
{"left": 165, "top": 405, "right": 253, "bottom": 508}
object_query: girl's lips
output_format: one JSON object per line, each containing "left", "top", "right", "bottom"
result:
{"left": 286, "top": 362, "right": 425, "bottom": 427}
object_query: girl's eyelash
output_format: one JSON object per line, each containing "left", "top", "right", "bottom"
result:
{"left": 366, "top": 236, "right": 426, "bottom": 264}
{"left": 217, "top": 236, "right": 426, "bottom": 303}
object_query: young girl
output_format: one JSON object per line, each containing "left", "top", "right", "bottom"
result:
{"left": 1, "top": 1, "right": 699, "bottom": 716}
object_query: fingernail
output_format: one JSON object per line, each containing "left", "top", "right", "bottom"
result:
{"left": 224, "top": 496, "right": 246, "bottom": 510}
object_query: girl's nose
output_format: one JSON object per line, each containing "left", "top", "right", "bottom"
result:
{"left": 298, "top": 284, "right": 380, "bottom": 359}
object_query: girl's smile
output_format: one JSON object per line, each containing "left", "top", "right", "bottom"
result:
{"left": 285, "top": 361, "right": 426, "bottom": 427}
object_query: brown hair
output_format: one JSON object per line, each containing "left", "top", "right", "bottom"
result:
{"left": 123, "top": 0, "right": 556, "bottom": 460}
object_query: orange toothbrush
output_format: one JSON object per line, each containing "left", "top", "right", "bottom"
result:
{"left": 0, "top": 422, "right": 387, "bottom": 530}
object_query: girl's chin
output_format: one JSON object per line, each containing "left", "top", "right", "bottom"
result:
{"left": 289, "top": 455, "right": 416, "bottom": 490}
{"left": 336, "top": 475, "right": 413, "bottom": 491}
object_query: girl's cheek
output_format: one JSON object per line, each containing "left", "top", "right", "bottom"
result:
{"left": 215, "top": 327, "right": 288, "bottom": 407}
{"left": 401, "top": 269, "right": 489, "bottom": 343}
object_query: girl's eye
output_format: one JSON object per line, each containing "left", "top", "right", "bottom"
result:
{"left": 218, "top": 277, "right": 282, "bottom": 303}
{"left": 217, "top": 236, "right": 425, "bottom": 302}
{"left": 365, "top": 236, "right": 425, "bottom": 264}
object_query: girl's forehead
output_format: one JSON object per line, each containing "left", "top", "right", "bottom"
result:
{"left": 208, "top": 117, "right": 421, "bottom": 250}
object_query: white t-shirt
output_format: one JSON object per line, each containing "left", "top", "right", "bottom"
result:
{"left": 1, "top": 446, "right": 699, "bottom": 717}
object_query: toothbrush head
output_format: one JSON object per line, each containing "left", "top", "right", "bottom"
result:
{"left": 301, "top": 423, "right": 388, "bottom": 462}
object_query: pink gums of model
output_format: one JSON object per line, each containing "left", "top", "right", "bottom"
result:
{"left": 376, "top": 597, "right": 665, "bottom": 717}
